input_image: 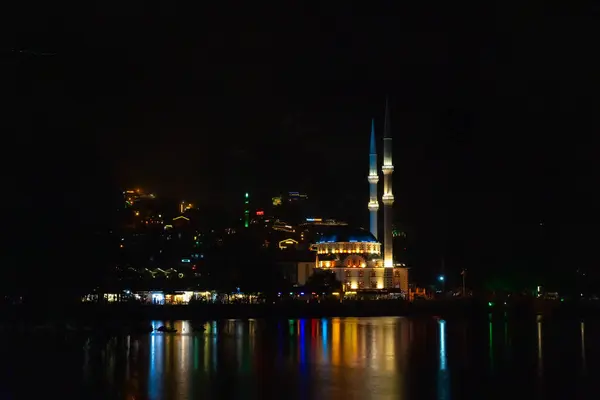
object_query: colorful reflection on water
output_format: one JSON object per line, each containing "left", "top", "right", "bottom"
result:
{"left": 2, "top": 317, "right": 599, "bottom": 399}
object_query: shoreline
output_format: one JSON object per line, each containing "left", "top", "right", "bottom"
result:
{"left": 2, "top": 299, "right": 598, "bottom": 323}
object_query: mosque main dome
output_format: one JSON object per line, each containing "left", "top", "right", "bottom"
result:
{"left": 315, "top": 226, "right": 378, "bottom": 244}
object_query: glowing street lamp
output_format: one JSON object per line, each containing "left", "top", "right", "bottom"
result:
{"left": 438, "top": 274, "right": 445, "bottom": 295}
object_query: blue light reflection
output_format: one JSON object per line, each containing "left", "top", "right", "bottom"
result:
{"left": 437, "top": 319, "right": 450, "bottom": 400}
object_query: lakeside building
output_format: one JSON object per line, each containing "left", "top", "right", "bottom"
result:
{"left": 82, "top": 290, "right": 263, "bottom": 305}
{"left": 275, "top": 250, "right": 316, "bottom": 285}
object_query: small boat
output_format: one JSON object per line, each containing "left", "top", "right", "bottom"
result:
{"left": 156, "top": 325, "right": 177, "bottom": 333}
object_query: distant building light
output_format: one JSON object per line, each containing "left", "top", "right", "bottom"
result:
{"left": 181, "top": 259, "right": 191, "bottom": 263}
{"left": 278, "top": 239, "right": 298, "bottom": 249}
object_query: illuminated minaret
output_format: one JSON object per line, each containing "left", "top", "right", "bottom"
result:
{"left": 367, "top": 119, "right": 379, "bottom": 239}
{"left": 244, "top": 192, "right": 250, "bottom": 228}
{"left": 381, "top": 97, "right": 395, "bottom": 271}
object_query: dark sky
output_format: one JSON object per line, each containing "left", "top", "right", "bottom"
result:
{"left": 6, "top": 3, "right": 600, "bottom": 275}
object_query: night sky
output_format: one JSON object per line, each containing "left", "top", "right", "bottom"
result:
{"left": 5, "top": 4, "right": 599, "bottom": 278}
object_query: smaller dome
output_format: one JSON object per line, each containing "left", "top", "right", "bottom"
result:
{"left": 316, "top": 226, "right": 378, "bottom": 244}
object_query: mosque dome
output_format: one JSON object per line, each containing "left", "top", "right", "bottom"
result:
{"left": 316, "top": 226, "right": 378, "bottom": 244}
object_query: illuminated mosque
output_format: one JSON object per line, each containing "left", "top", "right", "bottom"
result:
{"left": 315, "top": 99, "right": 409, "bottom": 293}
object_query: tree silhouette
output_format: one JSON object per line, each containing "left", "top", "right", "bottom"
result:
{"left": 305, "top": 270, "right": 342, "bottom": 293}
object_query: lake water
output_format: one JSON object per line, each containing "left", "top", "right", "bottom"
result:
{"left": 1, "top": 316, "right": 598, "bottom": 399}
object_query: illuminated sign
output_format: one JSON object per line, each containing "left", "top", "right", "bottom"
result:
{"left": 180, "top": 202, "right": 194, "bottom": 213}
{"left": 256, "top": 210, "right": 264, "bottom": 216}
{"left": 306, "top": 218, "right": 322, "bottom": 222}
{"left": 279, "top": 238, "right": 299, "bottom": 250}
{"left": 289, "top": 192, "right": 307, "bottom": 199}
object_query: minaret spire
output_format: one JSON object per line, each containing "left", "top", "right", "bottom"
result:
{"left": 370, "top": 118, "right": 377, "bottom": 154}
{"left": 382, "top": 97, "right": 395, "bottom": 273}
{"left": 368, "top": 118, "right": 379, "bottom": 239}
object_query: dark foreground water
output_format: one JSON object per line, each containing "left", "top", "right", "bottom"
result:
{"left": 1, "top": 316, "right": 598, "bottom": 399}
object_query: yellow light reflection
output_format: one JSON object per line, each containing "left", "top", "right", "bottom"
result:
{"left": 331, "top": 318, "right": 341, "bottom": 366}
{"left": 203, "top": 332, "right": 209, "bottom": 371}
{"left": 342, "top": 318, "right": 359, "bottom": 367}
{"left": 178, "top": 324, "right": 191, "bottom": 397}
{"left": 581, "top": 321, "right": 586, "bottom": 373}
{"left": 384, "top": 323, "right": 394, "bottom": 372}
{"left": 360, "top": 322, "right": 366, "bottom": 368}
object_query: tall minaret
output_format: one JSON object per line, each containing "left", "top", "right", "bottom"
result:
{"left": 244, "top": 192, "right": 250, "bottom": 228}
{"left": 381, "top": 97, "right": 395, "bottom": 270}
{"left": 367, "top": 119, "right": 379, "bottom": 239}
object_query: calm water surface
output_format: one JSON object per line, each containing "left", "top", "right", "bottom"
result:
{"left": 2, "top": 316, "right": 599, "bottom": 399}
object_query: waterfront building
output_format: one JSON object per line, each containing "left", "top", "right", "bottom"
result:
{"left": 275, "top": 257, "right": 316, "bottom": 286}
